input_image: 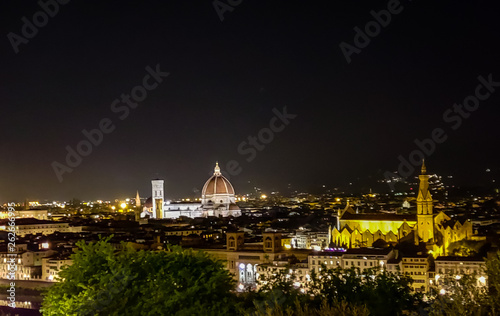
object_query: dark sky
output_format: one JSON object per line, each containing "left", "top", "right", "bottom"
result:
{"left": 1, "top": 0, "right": 499, "bottom": 202}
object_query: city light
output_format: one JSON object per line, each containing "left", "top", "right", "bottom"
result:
{"left": 479, "top": 276, "right": 486, "bottom": 285}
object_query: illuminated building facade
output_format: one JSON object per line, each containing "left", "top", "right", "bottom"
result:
{"left": 331, "top": 162, "right": 473, "bottom": 255}
{"left": 331, "top": 208, "right": 416, "bottom": 248}
{"left": 341, "top": 248, "right": 395, "bottom": 272}
{"left": 42, "top": 255, "right": 73, "bottom": 282}
{"left": 402, "top": 255, "right": 430, "bottom": 292}
{"left": 293, "top": 230, "right": 330, "bottom": 250}
{"left": 0, "top": 249, "right": 56, "bottom": 280}
{"left": 203, "top": 232, "right": 312, "bottom": 289}
{"left": 0, "top": 219, "right": 82, "bottom": 237}
{"left": 434, "top": 256, "right": 487, "bottom": 290}
{"left": 308, "top": 252, "right": 344, "bottom": 273}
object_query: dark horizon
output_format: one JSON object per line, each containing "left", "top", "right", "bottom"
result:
{"left": 1, "top": 1, "right": 499, "bottom": 202}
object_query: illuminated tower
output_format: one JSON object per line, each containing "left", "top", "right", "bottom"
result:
{"left": 416, "top": 161, "right": 434, "bottom": 242}
{"left": 151, "top": 179, "right": 164, "bottom": 219}
{"left": 135, "top": 190, "right": 141, "bottom": 207}
{"left": 134, "top": 190, "right": 141, "bottom": 221}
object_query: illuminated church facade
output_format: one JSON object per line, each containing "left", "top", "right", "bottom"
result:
{"left": 142, "top": 162, "right": 241, "bottom": 219}
{"left": 331, "top": 162, "right": 473, "bottom": 256}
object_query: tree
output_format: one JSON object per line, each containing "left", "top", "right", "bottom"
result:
{"left": 308, "top": 266, "right": 421, "bottom": 316}
{"left": 427, "top": 252, "right": 500, "bottom": 316}
{"left": 252, "top": 265, "right": 420, "bottom": 316}
{"left": 245, "top": 298, "right": 369, "bottom": 316}
{"left": 41, "top": 237, "right": 238, "bottom": 316}
{"left": 485, "top": 251, "right": 500, "bottom": 314}
{"left": 427, "top": 273, "right": 488, "bottom": 316}
{"left": 447, "top": 240, "right": 489, "bottom": 257}
{"left": 253, "top": 268, "right": 305, "bottom": 310}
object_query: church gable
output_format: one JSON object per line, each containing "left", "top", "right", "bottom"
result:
{"left": 386, "top": 230, "right": 397, "bottom": 243}
{"left": 434, "top": 211, "right": 451, "bottom": 225}
{"left": 398, "top": 222, "right": 413, "bottom": 239}
{"left": 373, "top": 230, "right": 384, "bottom": 242}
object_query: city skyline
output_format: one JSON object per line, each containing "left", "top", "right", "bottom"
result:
{"left": 1, "top": 158, "right": 496, "bottom": 202}
{"left": 1, "top": 1, "right": 499, "bottom": 200}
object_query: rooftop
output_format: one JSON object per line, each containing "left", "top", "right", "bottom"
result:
{"left": 345, "top": 247, "right": 393, "bottom": 256}
{"left": 341, "top": 212, "right": 417, "bottom": 222}
{"left": 435, "top": 256, "right": 485, "bottom": 262}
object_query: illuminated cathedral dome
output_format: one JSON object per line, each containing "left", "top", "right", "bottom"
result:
{"left": 202, "top": 162, "right": 235, "bottom": 196}
{"left": 201, "top": 162, "right": 241, "bottom": 217}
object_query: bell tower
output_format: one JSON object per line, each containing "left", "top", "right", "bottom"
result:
{"left": 151, "top": 179, "right": 164, "bottom": 219}
{"left": 417, "top": 161, "right": 434, "bottom": 243}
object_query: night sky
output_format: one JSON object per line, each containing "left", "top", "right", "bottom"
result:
{"left": 1, "top": 0, "right": 499, "bottom": 201}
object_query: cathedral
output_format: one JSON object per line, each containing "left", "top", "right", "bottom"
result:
{"left": 331, "top": 162, "right": 473, "bottom": 256}
{"left": 141, "top": 162, "right": 241, "bottom": 219}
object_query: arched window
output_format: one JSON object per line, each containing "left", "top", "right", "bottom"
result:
{"left": 265, "top": 237, "right": 272, "bottom": 248}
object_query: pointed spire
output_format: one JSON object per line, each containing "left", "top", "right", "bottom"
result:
{"left": 214, "top": 161, "right": 221, "bottom": 175}
{"left": 135, "top": 190, "right": 141, "bottom": 207}
{"left": 421, "top": 159, "right": 427, "bottom": 175}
